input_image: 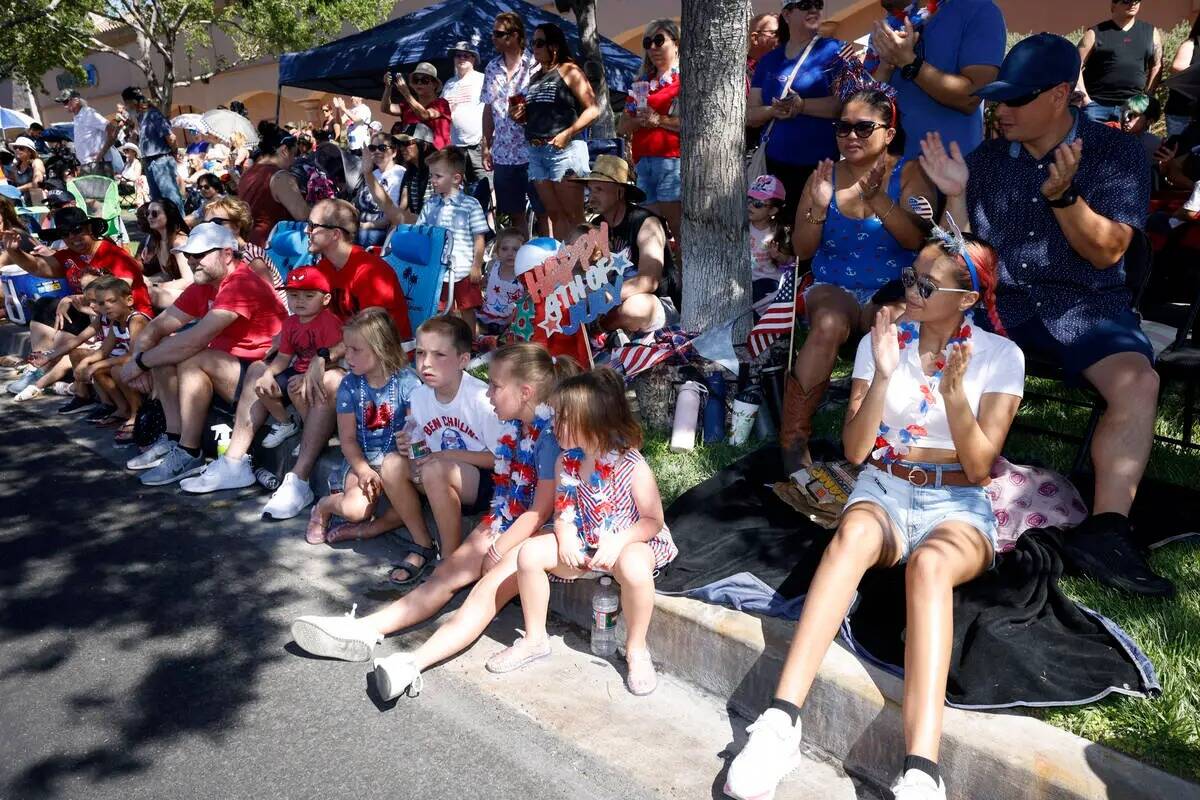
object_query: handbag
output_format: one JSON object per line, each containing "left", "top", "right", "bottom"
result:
{"left": 746, "top": 36, "right": 821, "bottom": 187}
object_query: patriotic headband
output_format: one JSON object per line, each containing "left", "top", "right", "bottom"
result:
{"left": 831, "top": 53, "right": 899, "bottom": 126}
{"left": 909, "top": 196, "right": 980, "bottom": 293}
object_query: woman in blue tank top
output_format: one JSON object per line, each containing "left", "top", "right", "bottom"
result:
{"left": 781, "top": 88, "right": 931, "bottom": 471}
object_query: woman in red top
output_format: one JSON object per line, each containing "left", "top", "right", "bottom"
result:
{"left": 238, "top": 121, "right": 310, "bottom": 247}
{"left": 619, "top": 19, "right": 683, "bottom": 241}
{"left": 381, "top": 63, "right": 453, "bottom": 150}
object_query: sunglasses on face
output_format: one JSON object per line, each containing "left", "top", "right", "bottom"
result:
{"left": 531, "top": 38, "right": 548, "bottom": 49}
{"left": 643, "top": 33, "right": 670, "bottom": 50}
{"left": 1113, "top": 0, "right": 1140, "bottom": 5}
{"left": 411, "top": 75, "right": 435, "bottom": 85}
{"left": 62, "top": 225, "right": 89, "bottom": 237}
{"left": 147, "top": 210, "right": 162, "bottom": 218}
{"left": 833, "top": 120, "right": 888, "bottom": 138}
{"left": 306, "top": 221, "right": 349, "bottom": 235}
{"left": 747, "top": 199, "right": 770, "bottom": 209}
{"left": 208, "top": 217, "right": 232, "bottom": 226}
{"left": 751, "top": 29, "right": 779, "bottom": 39}
{"left": 901, "top": 266, "right": 973, "bottom": 300}
{"left": 785, "top": 0, "right": 824, "bottom": 12}
{"left": 1000, "top": 87, "right": 1047, "bottom": 108}
{"left": 493, "top": 29, "right": 517, "bottom": 39}
{"left": 367, "top": 144, "right": 392, "bottom": 152}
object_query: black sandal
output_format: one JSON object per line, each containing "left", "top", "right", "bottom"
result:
{"left": 370, "top": 544, "right": 437, "bottom": 595}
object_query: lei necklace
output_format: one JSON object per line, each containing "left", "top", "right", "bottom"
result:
{"left": 647, "top": 65, "right": 679, "bottom": 94}
{"left": 486, "top": 403, "right": 555, "bottom": 536}
{"left": 555, "top": 448, "right": 621, "bottom": 548}
{"left": 871, "top": 318, "right": 972, "bottom": 464}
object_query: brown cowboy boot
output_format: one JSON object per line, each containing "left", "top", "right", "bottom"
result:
{"left": 780, "top": 375, "right": 829, "bottom": 475}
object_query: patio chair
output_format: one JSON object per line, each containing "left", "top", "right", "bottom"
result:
{"left": 67, "top": 175, "right": 128, "bottom": 243}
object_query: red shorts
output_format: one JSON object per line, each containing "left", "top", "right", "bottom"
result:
{"left": 438, "top": 278, "right": 484, "bottom": 312}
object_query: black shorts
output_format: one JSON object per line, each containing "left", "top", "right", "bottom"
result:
{"left": 463, "top": 467, "right": 495, "bottom": 515}
{"left": 211, "top": 356, "right": 261, "bottom": 413}
{"left": 32, "top": 296, "right": 90, "bottom": 335}
{"left": 274, "top": 367, "right": 300, "bottom": 404}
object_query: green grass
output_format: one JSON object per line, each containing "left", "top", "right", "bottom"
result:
{"left": 642, "top": 372, "right": 1200, "bottom": 781}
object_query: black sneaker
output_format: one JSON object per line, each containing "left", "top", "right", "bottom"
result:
{"left": 1061, "top": 513, "right": 1175, "bottom": 597}
{"left": 58, "top": 395, "right": 97, "bottom": 415}
{"left": 84, "top": 404, "right": 117, "bottom": 422}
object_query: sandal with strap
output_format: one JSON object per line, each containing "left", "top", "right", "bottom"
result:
{"left": 485, "top": 637, "right": 552, "bottom": 674}
{"left": 114, "top": 421, "right": 136, "bottom": 444}
{"left": 365, "top": 544, "right": 437, "bottom": 596}
{"left": 625, "top": 648, "right": 658, "bottom": 696}
{"left": 306, "top": 509, "right": 330, "bottom": 545}
{"left": 325, "top": 521, "right": 379, "bottom": 544}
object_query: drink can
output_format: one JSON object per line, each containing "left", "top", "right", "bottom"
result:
{"left": 409, "top": 440, "right": 431, "bottom": 460}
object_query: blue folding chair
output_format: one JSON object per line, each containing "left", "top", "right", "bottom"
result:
{"left": 383, "top": 224, "right": 451, "bottom": 335}
{"left": 265, "top": 220, "right": 316, "bottom": 281}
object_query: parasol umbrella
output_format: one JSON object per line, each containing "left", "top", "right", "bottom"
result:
{"left": 201, "top": 109, "right": 258, "bottom": 145}
{"left": 1164, "top": 63, "right": 1200, "bottom": 102}
{"left": 1, "top": 107, "right": 37, "bottom": 131}
{"left": 170, "top": 113, "right": 213, "bottom": 136}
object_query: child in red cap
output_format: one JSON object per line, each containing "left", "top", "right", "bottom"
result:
{"left": 180, "top": 266, "right": 345, "bottom": 494}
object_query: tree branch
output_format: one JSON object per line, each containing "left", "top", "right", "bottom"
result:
{"left": 173, "top": 57, "right": 252, "bottom": 86}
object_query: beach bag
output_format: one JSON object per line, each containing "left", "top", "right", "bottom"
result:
{"left": 746, "top": 36, "right": 820, "bottom": 188}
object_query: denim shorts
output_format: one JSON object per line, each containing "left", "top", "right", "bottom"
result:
{"left": 329, "top": 448, "right": 388, "bottom": 495}
{"left": 1003, "top": 309, "right": 1154, "bottom": 384}
{"left": 527, "top": 139, "right": 590, "bottom": 182}
{"left": 635, "top": 156, "right": 681, "bottom": 204}
{"left": 844, "top": 464, "right": 998, "bottom": 565}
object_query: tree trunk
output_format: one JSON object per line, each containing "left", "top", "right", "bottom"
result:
{"left": 680, "top": 0, "right": 752, "bottom": 335}
{"left": 560, "top": 0, "right": 615, "bottom": 139}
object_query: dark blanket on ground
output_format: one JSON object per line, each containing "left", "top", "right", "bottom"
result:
{"left": 658, "top": 446, "right": 1166, "bottom": 710}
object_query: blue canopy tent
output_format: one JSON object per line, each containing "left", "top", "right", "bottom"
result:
{"left": 277, "top": 0, "right": 642, "bottom": 104}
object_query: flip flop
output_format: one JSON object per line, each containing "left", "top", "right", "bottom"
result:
{"left": 95, "top": 414, "right": 126, "bottom": 428}
{"left": 114, "top": 422, "right": 136, "bottom": 444}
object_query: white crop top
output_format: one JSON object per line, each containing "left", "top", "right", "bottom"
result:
{"left": 851, "top": 322, "right": 1025, "bottom": 452}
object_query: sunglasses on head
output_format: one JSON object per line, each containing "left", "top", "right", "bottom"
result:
{"left": 901, "top": 266, "right": 974, "bottom": 300}
{"left": 643, "top": 33, "right": 670, "bottom": 50}
{"left": 493, "top": 29, "right": 517, "bottom": 39}
{"left": 367, "top": 143, "right": 392, "bottom": 152}
{"left": 785, "top": 0, "right": 824, "bottom": 12}
{"left": 833, "top": 120, "right": 888, "bottom": 138}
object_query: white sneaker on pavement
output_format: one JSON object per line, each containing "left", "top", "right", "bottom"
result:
{"left": 261, "top": 472, "right": 314, "bottom": 520}
{"left": 723, "top": 708, "right": 804, "bottom": 800}
{"left": 139, "top": 443, "right": 205, "bottom": 486}
{"left": 890, "top": 769, "right": 947, "bottom": 800}
{"left": 373, "top": 652, "right": 422, "bottom": 701}
{"left": 262, "top": 415, "right": 301, "bottom": 449}
{"left": 180, "top": 454, "right": 256, "bottom": 494}
{"left": 13, "top": 384, "right": 43, "bottom": 402}
{"left": 291, "top": 604, "right": 383, "bottom": 662}
{"left": 127, "top": 434, "right": 172, "bottom": 471}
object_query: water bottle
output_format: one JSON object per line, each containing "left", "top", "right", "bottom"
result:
{"left": 669, "top": 380, "right": 707, "bottom": 453}
{"left": 255, "top": 467, "right": 280, "bottom": 491}
{"left": 590, "top": 576, "right": 620, "bottom": 657}
{"left": 730, "top": 383, "right": 762, "bottom": 446}
{"left": 402, "top": 413, "right": 430, "bottom": 460}
{"left": 702, "top": 369, "right": 727, "bottom": 444}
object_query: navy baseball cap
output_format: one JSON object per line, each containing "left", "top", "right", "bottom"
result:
{"left": 975, "top": 33, "right": 1081, "bottom": 102}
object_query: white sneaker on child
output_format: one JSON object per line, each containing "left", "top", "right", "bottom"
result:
{"left": 291, "top": 604, "right": 383, "bottom": 662}
{"left": 890, "top": 770, "right": 947, "bottom": 800}
{"left": 373, "top": 652, "right": 423, "bottom": 700}
{"left": 261, "top": 472, "right": 314, "bottom": 520}
{"left": 180, "top": 455, "right": 256, "bottom": 494}
{"left": 723, "top": 709, "right": 804, "bottom": 800}
{"left": 262, "top": 415, "right": 301, "bottom": 449}
{"left": 13, "top": 384, "right": 43, "bottom": 402}
{"left": 127, "top": 434, "right": 172, "bottom": 470}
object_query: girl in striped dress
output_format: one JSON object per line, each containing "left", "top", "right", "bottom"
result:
{"left": 486, "top": 368, "right": 677, "bottom": 696}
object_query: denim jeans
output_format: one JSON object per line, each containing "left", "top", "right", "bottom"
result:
{"left": 145, "top": 155, "right": 184, "bottom": 209}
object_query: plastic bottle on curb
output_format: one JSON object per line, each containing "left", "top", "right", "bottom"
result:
{"left": 255, "top": 467, "right": 280, "bottom": 491}
{"left": 590, "top": 576, "right": 620, "bottom": 657}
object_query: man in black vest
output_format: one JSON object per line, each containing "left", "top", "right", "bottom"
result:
{"left": 571, "top": 155, "right": 679, "bottom": 334}
{"left": 1076, "top": 0, "right": 1162, "bottom": 123}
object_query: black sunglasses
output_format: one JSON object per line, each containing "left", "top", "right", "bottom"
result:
{"left": 493, "top": 29, "right": 517, "bottom": 39}
{"left": 411, "top": 75, "right": 436, "bottom": 85}
{"left": 208, "top": 217, "right": 232, "bottom": 226}
{"left": 833, "top": 120, "right": 889, "bottom": 138}
{"left": 747, "top": 199, "right": 770, "bottom": 209}
{"left": 999, "top": 87, "right": 1047, "bottom": 108}
{"left": 306, "top": 221, "right": 350, "bottom": 235}
{"left": 642, "top": 33, "right": 670, "bottom": 50}
{"left": 785, "top": 0, "right": 824, "bottom": 11}
{"left": 901, "top": 266, "right": 974, "bottom": 300}
{"left": 367, "top": 143, "right": 392, "bottom": 152}
{"left": 531, "top": 37, "right": 548, "bottom": 48}
{"left": 62, "top": 224, "right": 90, "bottom": 237}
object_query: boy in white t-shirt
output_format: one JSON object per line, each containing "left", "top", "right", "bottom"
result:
{"left": 381, "top": 315, "right": 504, "bottom": 584}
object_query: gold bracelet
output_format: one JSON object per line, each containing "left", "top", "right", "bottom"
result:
{"left": 879, "top": 201, "right": 896, "bottom": 222}
{"left": 805, "top": 208, "right": 827, "bottom": 225}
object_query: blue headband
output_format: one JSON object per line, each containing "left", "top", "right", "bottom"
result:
{"left": 908, "top": 196, "right": 980, "bottom": 293}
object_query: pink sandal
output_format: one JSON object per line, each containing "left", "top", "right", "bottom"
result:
{"left": 625, "top": 648, "right": 657, "bottom": 696}
{"left": 305, "top": 510, "right": 329, "bottom": 545}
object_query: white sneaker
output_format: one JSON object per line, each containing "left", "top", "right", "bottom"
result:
{"left": 373, "top": 652, "right": 423, "bottom": 701}
{"left": 723, "top": 709, "right": 804, "bottom": 800}
{"left": 6, "top": 369, "right": 40, "bottom": 394}
{"left": 180, "top": 455, "right": 256, "bottom": 494}
{"left": 261, "top": 472, "right": 314, "bottom": 520}
{"left": 127, "top": 434, "right": 173, "bottom": 470}
{"left": 50, "top": 381, "right": 75, "bottom": 397}
{"left": 262, "top": 415, "right": 300, "bottom": 449}
{"left": 139, "top": 443, "right": 205, "bottom": 486}
{"left": 890, "top": 769, "right": 946, "bottom": 800}
{"left": 291, "top": 604, "right": 383, "bottom": 662}
{"left": 13, "top": 384, "right": 43, "bottom": 402}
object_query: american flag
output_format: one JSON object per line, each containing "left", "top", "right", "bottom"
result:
{"left": 747, "top": 270, "right": 797, "bottom": 359}
{"left": 600, "top": 326, "right": 697, "bottom": 381}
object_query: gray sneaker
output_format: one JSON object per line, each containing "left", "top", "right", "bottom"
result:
{"left": 127, "top": 434, "right": 172, "bottom": 470}
{"left": 139, "top": 443, "right": 205, "bottom": 486}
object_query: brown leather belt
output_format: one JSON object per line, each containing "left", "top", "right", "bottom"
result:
{"left": 868, "top": 459, "right": 977, "bottom": 488}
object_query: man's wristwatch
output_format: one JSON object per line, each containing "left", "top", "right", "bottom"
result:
{"left": 134, "top": 352, "right": 149, "bottom": 372}
{"left": 316, "top": 347, "right": 332, "bottom": 366}
{"left": 900, "top": 56, "right": 924, "bottom": 81}
{"left": 1047, "top": 185, "right": 1079, "bottom": 209}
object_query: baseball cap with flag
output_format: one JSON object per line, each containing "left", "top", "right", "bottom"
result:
{"left": 285, "top": 267, "right": 331, "bottom": 294}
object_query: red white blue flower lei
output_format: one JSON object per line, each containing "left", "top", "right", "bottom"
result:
{"left": 486, "top": 403, "right": 554, "bottom": 536}
{"left": 871, "top": 319, "right": 972, "bottom": 464}
{"left": 555, "top": 448, "right": 620, "bottom": 548}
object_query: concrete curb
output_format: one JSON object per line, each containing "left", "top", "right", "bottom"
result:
{"left": 549, "top": 582, "right": 1200, "bottom": 800}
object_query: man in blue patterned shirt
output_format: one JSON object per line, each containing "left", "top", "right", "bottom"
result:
{"left": 927, "top": 34, "right": 1171, "bottom": 597}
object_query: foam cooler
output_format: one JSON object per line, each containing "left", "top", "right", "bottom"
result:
{"left": 1, "top": 266, "right": 72, "bottom": 326}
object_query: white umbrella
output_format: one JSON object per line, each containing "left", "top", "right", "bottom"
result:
{"left": 170, "top": 113, "right": 213, "bottom": 136}
{"left": 201, "top": 109, "right": 258, "bottom": 146}
{"left": 0, "top": 107, "right": 37, "bottom": 130}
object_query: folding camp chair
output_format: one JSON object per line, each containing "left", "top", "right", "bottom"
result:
{"left": 67, "top": 175, "right": 128, "bottom": 243}
{"left": 383, "top": 224, "right": 452, "bottom": 336}
{"left": 264, "top": 220, "right": 316, "bottom": 280}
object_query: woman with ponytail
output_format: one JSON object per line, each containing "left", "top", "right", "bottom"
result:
{"left": 290, "top": 343, "right": 581, "bottom": 701}
{"left": 725, "top": 223, "right": 1024, "bottom": 800}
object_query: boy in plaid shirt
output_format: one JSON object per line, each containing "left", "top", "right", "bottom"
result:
{"left": 416, "top": 146, "right": 490, "bottom": 332}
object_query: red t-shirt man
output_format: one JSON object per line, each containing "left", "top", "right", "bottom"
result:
{"left": 54, "top": 239, "right": 154, "bottom": 316}
{"left": 173, "top": 261, "right": 287, "bottom": 359}
{"left": 311, "top": 245, "right": 412, "bottom": 340}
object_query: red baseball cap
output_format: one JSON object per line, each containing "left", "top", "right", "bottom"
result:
{"left": 284, "top": 267, "right": 330, "bottom": 293}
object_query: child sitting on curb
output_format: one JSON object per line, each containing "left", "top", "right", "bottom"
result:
{"left": 289, "top": 344, "right": 579, "bottom": 701}
{"left": 180, "top": 267, "right": 345, "bottom": 494}
{"left": 24, "top": 272, "right": 105, "bottom": 409}
{"left": 305, "top": 307, "right": 420, "bottom": 544}
{"left": 79, "top": 276, "right": 151, "bottom": 442}
{"left": 486, "top": 368, "right": 678, "bottom": 696}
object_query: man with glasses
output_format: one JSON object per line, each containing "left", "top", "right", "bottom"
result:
{"left": 1076, "top": 0, "right": 1162, "bottom": 123}
{"left": 871, "top": 0, "right": 1006, "bottom": 159}
{"left": 253, "top": 199, "right": 412, "bottom": 521}
{"left": 121, "top": 222, "right": 286, "bottom": 486}
{"left": 925, "top": 33, "right": 1171, "bottom": 598}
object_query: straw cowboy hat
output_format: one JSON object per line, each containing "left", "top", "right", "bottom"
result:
{"left": 570, "top": 154, "right": 646, "bottom": 203}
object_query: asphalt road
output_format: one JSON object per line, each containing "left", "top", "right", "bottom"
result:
{"left": 0, "top": 405, "right": 657, "bottom": 800}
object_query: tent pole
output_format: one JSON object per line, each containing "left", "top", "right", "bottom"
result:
{"left": 275, "top": 87, "right": 282, "bottom": 124}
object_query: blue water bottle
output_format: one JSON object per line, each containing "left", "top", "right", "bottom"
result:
{"left": 702, "top": 370, "right": 727, "bottom": 444}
